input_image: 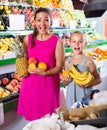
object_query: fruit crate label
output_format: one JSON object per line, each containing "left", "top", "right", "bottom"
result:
{"left": 9, "top": 14, "right": 25, "bottom": 30}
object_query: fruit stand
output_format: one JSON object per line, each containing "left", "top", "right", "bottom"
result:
{"left": 0, "top": 2, "right": 107, "bottom": 110}
{"left": 0, "top": 1, "right": 107, "bottom": 129}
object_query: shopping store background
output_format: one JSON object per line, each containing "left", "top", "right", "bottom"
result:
{"left": 0, "top": 0, "right": 107, "bottom": 129}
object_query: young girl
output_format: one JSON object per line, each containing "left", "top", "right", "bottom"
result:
{"left": 62, "top": 31, "right": 101, "bottom": 109}
{"left": 17, "top": 7, "right": 64, "bottom": 121}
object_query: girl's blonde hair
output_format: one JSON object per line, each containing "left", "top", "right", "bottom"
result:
{"left": 70, "top": 31, "right": 87, "bottom": 44}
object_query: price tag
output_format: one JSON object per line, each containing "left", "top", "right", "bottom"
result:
{"left": 70, "top": 20, "right": 76, "bottom": 29}
{"left": 9, "top": 14, "right": 25, "bottom": 30}
{"left": 100, "top": 60, "right": 107, "bottom": 78}
{"left": 52, "top": 18, "right": 60, "bottom": 28}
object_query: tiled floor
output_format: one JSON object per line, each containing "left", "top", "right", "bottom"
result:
{"left": 0, "top": 110, "right": 29, "bottom": 130}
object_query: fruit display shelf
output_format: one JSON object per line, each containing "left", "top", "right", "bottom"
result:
{"left": 53, "top": 27, "right": 95, "bottom": 34}
{"left": 0, "top": 72, "right": 21, "bottom": 113}
{"left": 0, "top": 28, "right": 94, "bottom": 36}
{"left": 0, "top": 58, "right": 16, "bottom": 66}
{"left": 0, "top": 4, "right": 33, "bottom": 30}
{"left": 3, "top": 95, "right": 19, "bottom": 113}
{"left": 0, "top": 39, "right": 106, "bottom": 67}
{"left": 0, "top": 30, "right": 33, "bottom": 36}
{"left": 0, "top": 91, "right": 19, "bottom": 103}
{"left": 86, "top": 40, "right": 107, "bottom": 49}
{"left": 0, "top": 88, "right": 19, "bottom": 113}
{"left": 0, "top": 4, "right": 65, "bottom": 30}
{"left": 65, "top": 40, "right": 107, "bottom": 53}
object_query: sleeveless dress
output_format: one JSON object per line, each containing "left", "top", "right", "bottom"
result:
{"left": 17, "top": 34, "right": 60, "bottom": 121}
{"left": 66, "top": 55, "right": 93, "bottom": 109}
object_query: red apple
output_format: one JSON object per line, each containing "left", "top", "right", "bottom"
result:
{"left": 2, "top": 77, "right": 9, "bottom": 85}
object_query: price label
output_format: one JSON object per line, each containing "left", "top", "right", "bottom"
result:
{"left": 52, "top": 18, "right": 60, "bottom": 28}
{"left": 9, "top": 14, "right": 25, "bottom": 30}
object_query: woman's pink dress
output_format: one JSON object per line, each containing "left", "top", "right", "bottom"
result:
{"left": 17, "top": 34, "right": 60, "bottom": 121}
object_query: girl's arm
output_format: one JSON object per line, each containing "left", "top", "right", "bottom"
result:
{"left": 85, "top": 57, "right": 101, "bottom": 87}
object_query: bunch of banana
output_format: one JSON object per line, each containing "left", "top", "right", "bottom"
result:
{"left": 70, "top": 64, "right": 94, "bottom": 86}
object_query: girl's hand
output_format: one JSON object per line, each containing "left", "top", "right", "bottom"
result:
{"left": 79, "top": 84, "right": 90, "bottom": 88}
{"left": 61, "top": 74, "right": 72, "bottom": 86}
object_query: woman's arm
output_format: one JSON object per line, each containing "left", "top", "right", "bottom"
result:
{"left": 22, "top": 35, "right": 28, "bottom": 57}
{"left": 45, "top": 38, "right": 65, "bottom": 75}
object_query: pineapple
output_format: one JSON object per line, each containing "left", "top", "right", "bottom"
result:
{"left": 10, "top": 36, "right": 28, "bottom": 77}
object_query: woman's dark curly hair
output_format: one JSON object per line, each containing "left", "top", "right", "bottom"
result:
{"left": 31, "top": 7, "right": 52, "bottom": 47}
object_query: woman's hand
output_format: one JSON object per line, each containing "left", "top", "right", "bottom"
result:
{"left": 28, "top": 67, "right": 46, "bottom": 76}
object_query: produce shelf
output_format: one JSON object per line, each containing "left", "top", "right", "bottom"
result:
{"left": 53, "top": 27, "right": 95, "bottom": 34}
{"left": 0, "top": 58, "right": 16, "bottom": 66}
{"left": 86, "top": 40, "right": 107, "bottom": 49}
{"left": 65, "top": 47, "right": 72, "bottom": 53}
{"left": 65, "top": 40, "right": 107, "bottom": 53}
{"left": 3, "top": 97, "right": 18, "bottom": 113}
{"left": 0, "top": 41, "right": 106, "bottom": 66}
{"left": 0, "top": 30, "right": 33, "bottom": 36}
{"left": 0, "top": 28, "right": 95, "bottom": 36}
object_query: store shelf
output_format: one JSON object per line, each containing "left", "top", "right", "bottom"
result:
{"left": 86, "top": 40, "right": 107, "bottom": 48}
{"left": 3, "top": 97, "right": 18, "bottom": 113}
{"left": 0, "top": 30, "right": 33, "bottom": 36}
{"left": 53, "top": 27, "right": 95, "bottom": 34}
{"left": 0, "top": 41, "right": 106, "bottom": 67}
{"left": 0, "top": 58, "right": 16, "bottom": 66}
{"left": 64, "top": 40, "right": 107, "bottom": 54}
{"left": 0, "top": 27, "right": 95, "bottom": 36}
{"left": 0, "top": 92, "right": 19, "bottom": 113}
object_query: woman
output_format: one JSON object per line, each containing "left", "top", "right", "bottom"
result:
{"left": 17, "top": 7, "right": 64, "bottom": 121}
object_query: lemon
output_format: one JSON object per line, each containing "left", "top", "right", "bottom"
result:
{"left": 0, "top": 5, "right": 3, "bottom": 10}
{"left": 0, "top": 25, "right": 4, "bottom": 30}
{"left": 9, "top": 37, "right": 14, "bottom": 43}
{"left": 4, "top": 5, "right": 9, "bottom": 10}
{"left": 6, "top": 10, "right": 11, "bottom": 15}
{"left": 29, "top": 63, "right": 36, "bottom": 70}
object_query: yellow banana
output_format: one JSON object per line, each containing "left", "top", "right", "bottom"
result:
{"left": 70, "top": 71, "right": 88, "bottom": 80}
{"left": 73, "top": 72, "right": 94, "bottom": 86}
{"left": 70, "top": 64, "right": 88, "bottom": 77}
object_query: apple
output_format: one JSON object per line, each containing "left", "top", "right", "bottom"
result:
{"left": 1, "top": 77, "right": 9, "bottom": 85}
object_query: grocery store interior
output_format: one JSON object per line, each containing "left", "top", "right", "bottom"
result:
{"left": 0, "top": 0, "right": 107, "bottom": 130}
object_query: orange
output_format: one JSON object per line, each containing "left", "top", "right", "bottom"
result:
{"left": 95, "top": 48, "right": 103, "bottom": 54}
{"left": 38, "top": 62, "right": 47, "bottom": 71}
{"left": 62, "top": 69, "right": 70, "bottom": 78}
{"left": 28, "top": 57, "right": 38, "bottom": 65}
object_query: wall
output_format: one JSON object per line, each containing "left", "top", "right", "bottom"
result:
{"left": 87, "top": 10, "right": 107, "bottom": 37}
